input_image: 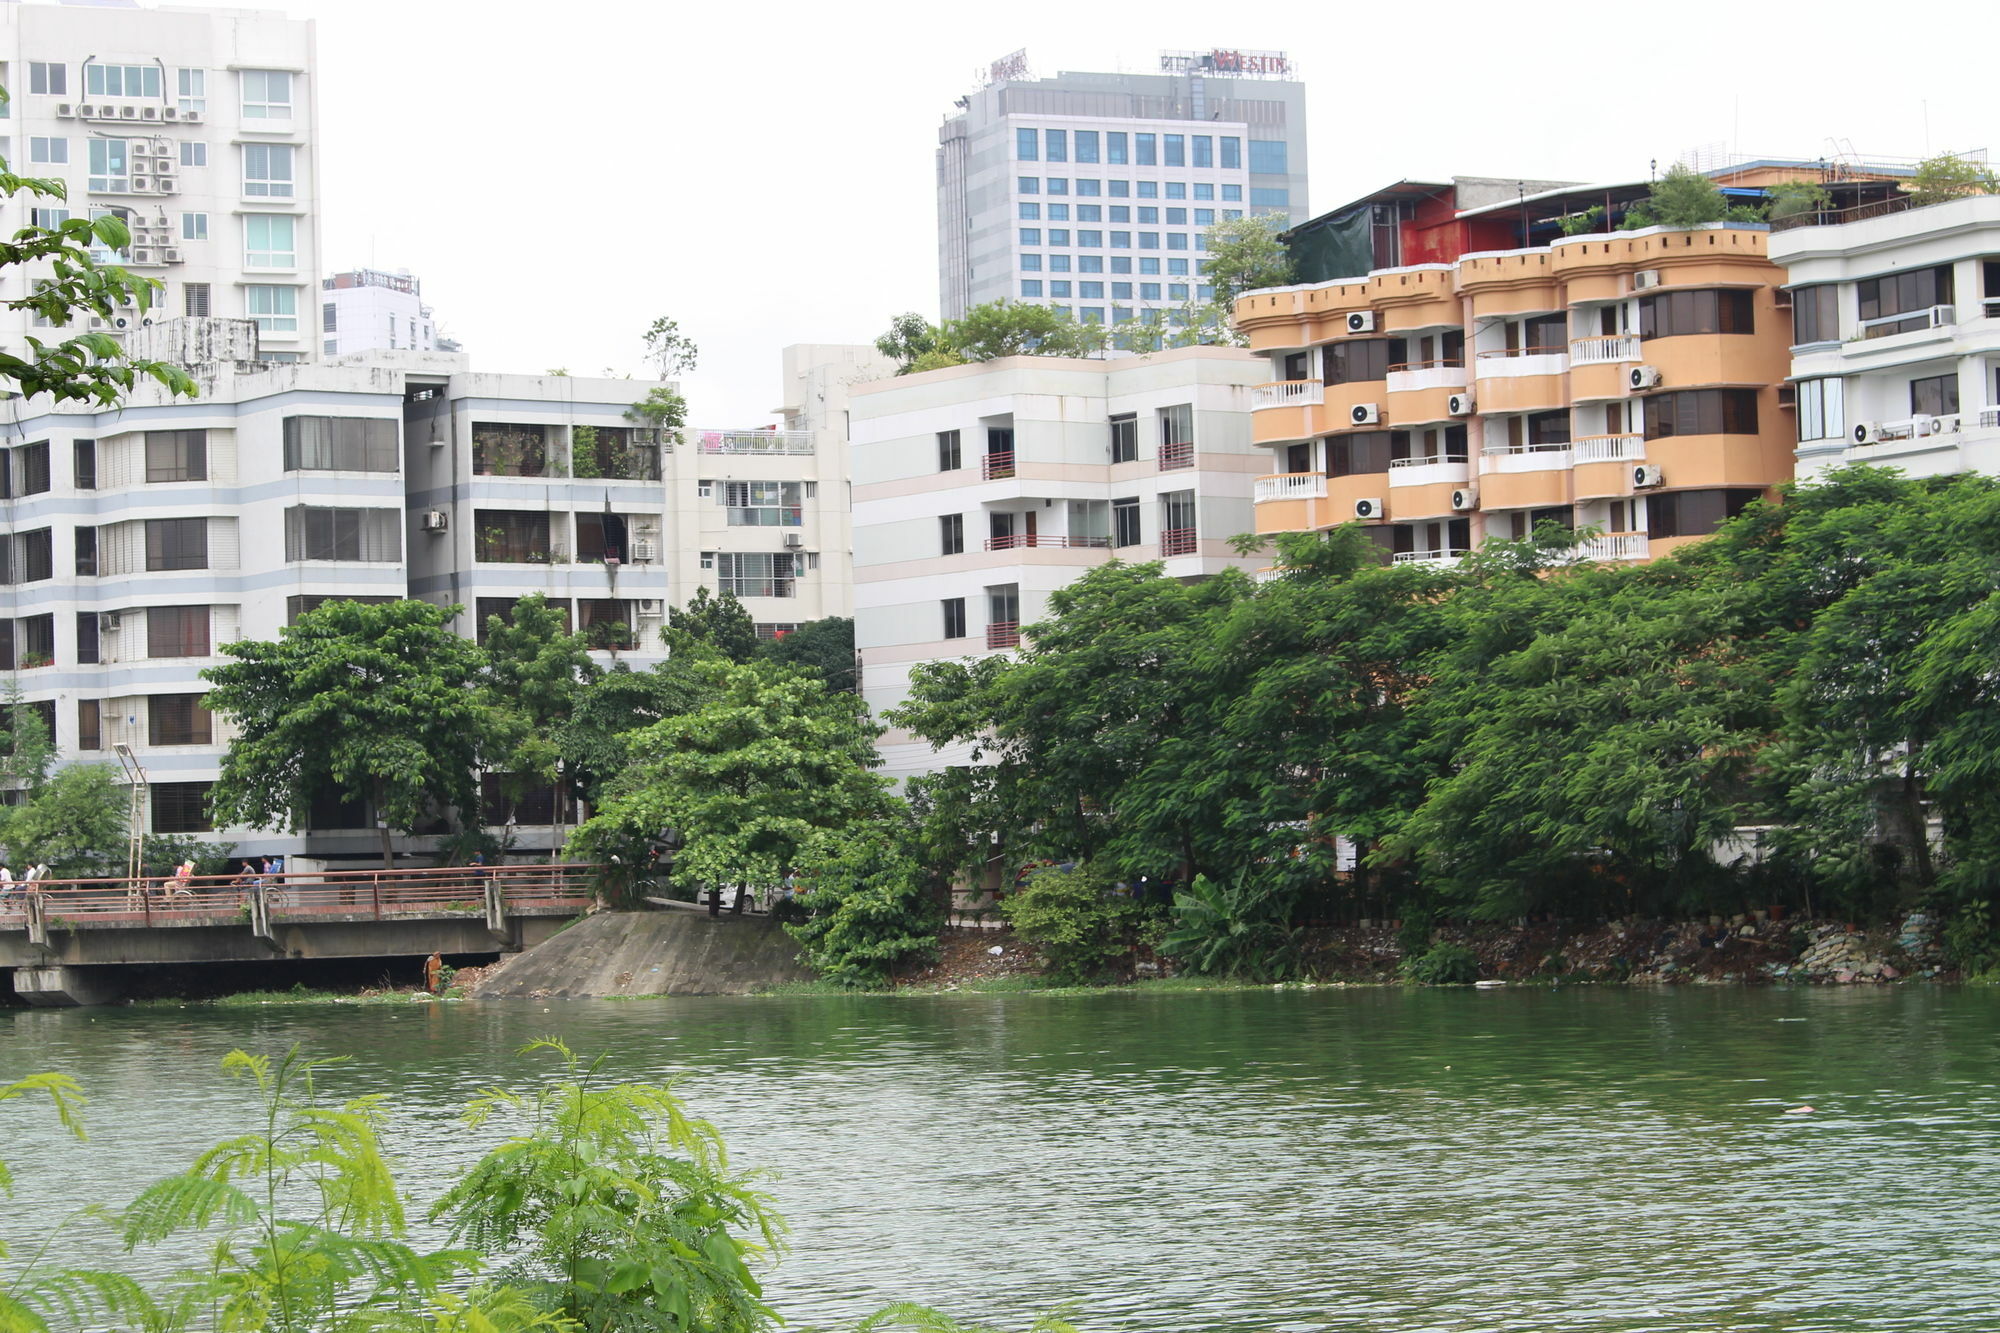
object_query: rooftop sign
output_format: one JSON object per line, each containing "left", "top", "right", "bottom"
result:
{"left": 1159, "top": 49, "right": 1292, "bottom": 78}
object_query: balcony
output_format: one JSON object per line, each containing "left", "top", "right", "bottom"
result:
{"left": 1573, "top": 434, "right": 1646, "bottom": 464}
{"left": 1384, "top": 360, "right": 1467, "bottom": 394}
{"left": 1159, "top": 440, "right": 1194, "bottom": 471}
{"left": 986, "top": 621, "right": 1021, "bottom": 650}
{"left": 1252, "top": 380, "right": 1324, "bottom": 410}
{"left": 1482, "top": 443, "right": 1573, "bottom": 472}
{"left": 1569, "top": 335, "right": 1642, "bottom": 366}
{"left": 984, "top": 534, "right": 1111, "bottom": 551}
{"left": 1254, "top": 472, "right": 1328, "bottom": 503}
{"left": 982, "top": 451, "right": 1017, "bottom": 480}
{"left": 1161, "top": 528, "right": 1199, "bottom": 557}
{"left": 1577, "top": 532, "right": 1650, "bottom": 562}
{"left": 1475, "top": 346, "right": 1569, "bottom": 378}
{"left": 1388, "top": 454, "right": 1470, "bottom": 487}
{"left": 1391, "top": 548, "right": 1468, "bottom": 567}
{"left": 691, "top": 428, "right": 815, "bottom": 456}
{"left": 1858, "top": 305, "right": 1955, "bottom": 341}
{"left": 1981, "top": 408, "right": 2000, "bottom": 429}
{"left": 1857, "top": 413, "right": 1961, "bottom": 445}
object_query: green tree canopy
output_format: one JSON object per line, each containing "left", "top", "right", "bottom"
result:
{"left": 760, "top": 615, "right": 856, "bottom": 691}
{"left": 1203, "top": 213, "right": 1295, "bottom": 307}
{"left": 480, "top": 594, "right": 598, "bottom": 824}
{"left": 668, "top": 586, "right": 760, "bottom": 663}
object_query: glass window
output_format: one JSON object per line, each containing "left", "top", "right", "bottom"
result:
{"left": 1911, "top": 373, "right": 1960, "bottom": 417}
{"left": 244, "top": 213, "right": 296, "bottom": 268}
{"left": 1110, "top": 414, "right": 1138, "bottom": 463}
{"left": 1192, "top": 136, "right": 1213, "bottom": 168}
{"left": 1111, "top": 257, "right": 1132, "bottom": 274}
{"left": 1020, "top": 254, "right": 1042, "bottom": 271}
{"left": 1077, "top": 205, "right": 1101, "bottom": 223}
{"left": 1110, "top": 206, "right": 1130, "bottom": 223}
{"left": 177, "top": 67, "right": 205, "bottom": 114}
{"left": 716, "top": 552, "right": 798, "bottom": 598}
{"left": 29, "top": 137, "right": 66, "bottom": 164}
{"left": 146, "top": 430, "right": 207, "bottom": 483}
{"left": 1223, "top": 209, "right": 1243, "bottom": 221}
{"left": 1251, "top": 188, "right": 1291, "bottom": 208}
{"left": 1168, "top": 234, "right": 1190, "bottom": 251}
{"left": 1164, "top": 135, "right": 1185, "bottom": 167}
{"left": 1249, "top": 140, "right": 1289, "bottom": 173}
{"left": 1195, "top": 208, "right": 1215, "bottom": 226}
{"left": 29, "top": 62, "right": 67, "bottom": 96}
{"left": 1047, "top": 203, "right": 1069, "bottom": 222}
{"left": 1645, "top": 488, "right": 1762, "bottom": 539}
{"left": 182, "top": 213, "right": 208, "bottom": 241}
{"left": 1642, "top": 389, "right": 1760, "bottom": 439}
{"left": 1168, "top": 283, "right": 1189, "bottom": 300}
{"left": 1019, "top": 202, "right": 1041, "bottom": 220}
{"left": 1046, "top": 178, "right": 1068, "bottom": 195}
{"left": 942, "top": 598, "right": 967, "bottom": 640}
{"left": 87, "top": 137, "right": 128, "bottom": 191}
{"left": 721, "top": 481, "right": 805, "bottom": 527}
{"left": 1113, "top": 497, "right": 1141, "bottom": 547}
{"left": 1020, "top": 280, "right": 1043, "bottom": 298}
{"left": 1166, "top": 208, "right": 1187, "bottom": 225}
{"left": 938, "top": 430, "right": 962, "bottom": 471}
{"left": 73, "top": 439, "right": 96, "bottom": 490}
{"left": 1045, "top": 129, "right": 1067, "bottom": 162}
{"left": 1019, "top": 228, "right": 1041, "bottom": 245}
{"left": 1168, "top": 258, "right": 1189, "bottom": 275}
{"left": 1110, "top": 231, "right": 1130, "bottom": 248}
{"left": 30, "top": 207, "right": 69, "bottom": 230}
{"left": 1139, "top": 233, "right": 1159, "bottom": 250}
{"left": 179, "top": 141, "right": 207, "bottom": 167}
{"left": 1017, "top": 127, "right": 1038, "bottom": 161}
{"left": 151, "top": 782, "right": 214, "bottom": 834}
{"left": 1048, "top": 229, "right": 1069, "bottom": 246}
{"left": 1080, "top": 307, "right": 1105, "bottom": 325}
{"left": 1194, "top": 183, "right": 1215, "bottom": 201}
{"left": 1138, "top": 206, "right": 1159, "bottom": 224}
{"left": 1049, "top": 281, "right": 1071, "bottom": 298}
{"left": 1077, "top": 232, "right": 1102, "bottom": 249}
{"left": 1791, "top": 285, "right": 1839, "bottom": 344}
{"left": 284, "top": 506, "right": 401, "bottom": 561}
{"left": 1222, "top": 184, "right": 1243, "bottom": 202}
{"left": 1221, "top": 137, "right": 1242, "bottom": 169}
{"left": 1140, "top": 258, "right": 1161, "bottom": 275}
{"left": 246, "top": 284, "right": 298, "bottom": 332}
{"left": 1796, "top": 378, "right": 1845, "bottom": 442}
{"left": 1857, "top": 265, "right": 1954, "bottom": 337}
{"left": 1080, "top": 281, "right": 1104, "bottom": 299}
{"left": 1112, "top": 281, "right": 1133, "bottom": 299}
{"left": 146, "top": 518, "right": 208, "bottom": 571}
{"left": 283, "top": 416, "right": 398, "bottom": 471}
{"left": 1325, "top": 340, "right": 1398, "bottom": 385}
{"left": 1166, "top": 182, "right": 1187, "bottom": 200}
{"left": 1109, "top": 179, "right": 1130, "bottom": 197}
{"left": 1141, "top": 282, "right": 1162, "bottom": 301}
{"left": 1075, "top": 179, "right": 1101, "bottom": 196}
{"left": 1107, "top": 133, "right": 1128, "bottom": 165}
{"left": 85, "top": 63, "right": 162, "bottom": 98}
{"left": 16, "top": 441, "right": 49, "bottom": 496}
{"left": 1018, "top": 176, "right": 1039, "bottom": 194}
{"left": 243, "top": 142, "right": 295, "bottom": 197}
{"left": 940, "top": 513, "right": 964, "bottom": 555}
{"left": 1048, "top": 255, "right": 1071, "bottom": 272}
{"left": 1639, "top": 289, "right": 1755, "bottom": 338}
{"left": 149, "top": 694, "right": 213, "bottom": 746}
{"left": 241, "top": 69, "right": 293, "bottom": 119}
{"left": 1136, "top": 134, "right": 1156, "bottom": 166}
{"left": 1078, "top": 254, "right": 1103, "bottom": 272}
{"left": 1075, "top": 130, "right": 1099, "bottom": 163}
{"left": 1138, "top": 181, "right": 1159, "bottom": 198}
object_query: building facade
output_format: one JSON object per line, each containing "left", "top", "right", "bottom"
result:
{"left": 1770, "top": 194, "right": 2000, "bottom": 481}
{"left": 0, "top": 326, "right": 852, "bottom": 860}
{"left": 936, "top": 53, "right": 1309, "bottom": 323}
{"left": 322, "top": 268, "right": 452, "bottom": 359}
{"left": 848, "top": 346, "right": 1268, "bottom": 780}
{"left": 0, "top": 0, "right": 320, "bottom": 361}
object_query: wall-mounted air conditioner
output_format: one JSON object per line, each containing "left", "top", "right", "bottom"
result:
{"left": 630, "top": 539, "right": 657, "bottom": 561}
{"left": 1346, "top": 310, "right": 1376, "bottom": 334}
{"left": 182, "top": 110, "right": 203, "bottom": 123}
{"left": 1350, "top": 403, "right": 1381, "bottom": 425}
{"left": 1451, "top": 486, "right": 1478, "bottom": 512}
{"left": 1629, "top": 365, "right": 1663, "bottom": 390}
{"left": 1633, "top": 270, "right": 1663, "bottom": 290}
{"left": 1353, "top": 497, "right": 1384, "bottom": 520}
{"left": 1852, "top": 423, "right": 1880, "bottom": 445}
{"left": 421, "top": 510, "right": 449, "bottom": 532}
{"left": 56, "top": 103, "right": 75, "bottom": 118}
{"left": 1447, "top": 393, "right": 1475, "bottom": 417}
{"left": 1633, "top": 463, "right": 1664, "bottom": 488}
{"left": 99, "top": 612, "right": 122, "bottom": 632}
{"left": 782, "top": 532, "right": 804, "bottom": 548}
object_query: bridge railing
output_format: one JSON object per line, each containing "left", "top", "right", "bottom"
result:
{"left": 0, "top": 863, "right": 595, "bottom": 931}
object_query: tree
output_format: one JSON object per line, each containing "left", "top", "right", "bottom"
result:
{"left": 203, "top": 600, "right": 494, "bottom": 868}
{"left": 1202, "top": 213, "right": 1293, "bottom": 307}
{"left": 1766, "top": 178, "right": 1834, "bottom": 222}
{"left": 1906, "top": 151, "right": 2000, "bottom": 206}
{"left": 947, "top": 300, "right": 1106, "bottom": 361}
{"left": 876, "top": 312, "right": 960, "bottom": 375}
{"left": 1000, "top": 863, "right": 1136, "bottom": 984}
{"left": 556, "top": 659, "right": 708, "bottom": 810}
{"left": 667, "top": 586, "right": 760, "bottom": 663}
{"left": 1619, "top": 163, "right": 1762, "bottom": 230}
{"left": 784, "top": 831, "right": 941, "bottom": 988}
{"left": 760, "top": 616, "right": 856, "bottom": 691}
{"left": 0, "top": 687, "right": 54, "bottom": 797}
{"left": 641, "top": 315, "right": 699, "bottom": 377}
{"left": 480, "top": 594, "right": 597, "bottom": 826}
{"left": 0, "top": 764, "right": 128, "bottom": 879}
{"left": 571, "top": 659, "right": 892, "bottom": 892}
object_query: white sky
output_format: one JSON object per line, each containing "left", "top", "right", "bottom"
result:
{"left": 243, "top": 0, "right": 1989, "bottom": 425}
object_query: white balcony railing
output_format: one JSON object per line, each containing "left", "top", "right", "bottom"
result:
{"left": 1388, "top": 454, "right": 1470, "bottom": 486}
{"left": 1254, "top": 472, "right": 1329, "bottom": 502}
{"left": 1252, "top": 380, "right": 1324, "bottom": 410}
{"left": 1980, "top": 407, "right": 2000, "bottom": 429}
{"left": 1858, "top": 304, "right": 1955, "bottom": 340}
{"left": 1573, "top": 434, "right": 1646, "bottom": 464}
{"left": 1577, "top": 532, "right": 1650, "bottom": 562}
{"left": 1859, "top": 414, "right": 1962, "bottom": 444}
{"left": 1568, "top": 335, "right": 1642, "bottom": 366}
{"left": 1392, "top": 548, "right": 1469, "bottom": 566}
{"left": 691, "top": 428, "right": 815, "bottom": 455}
{"left": 1475, "top": 347, "right": 1569, "bottom": 379}
{"left": 1385, "top": 361, "right": 1468, "bottom": 394}
{"left": 1481, "top": 444, "right": 1573, "bottom": 472}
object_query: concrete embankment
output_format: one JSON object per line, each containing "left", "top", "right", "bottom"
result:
{"left": 467, "top": 909, "right": 811, "bottom": 998}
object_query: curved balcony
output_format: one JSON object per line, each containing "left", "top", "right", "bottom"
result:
{"left": 1576, "top": 531, "right": 1650, "bottom": 562}
{"left": 1478, "top": 451, "right": 1573, "bottom": 510}
{"left": 1252, "top": 380, "right": 1324, "bottom": 410}
{"left": 1251, "top": 381, "right": 1330, "bottom": 446}
{"left": 984, "top": 534, "right": 1111, "bottom": 551}
{"left": 1385, "top": 360, "right": 1468, "bottom": 425}
{"left": 1573, "top": 434, "right": 1645, "bottom": 464}
{"left": 1254, "top": 472, "right": 1329, "bottom": 503}
{"left": 1392, "top": 548, "right": 1469, "bottom": 567}
{"left": 1474, "top": 347, "right": 1568, "bottom": 413}
{"left": 1388, "top": 454, "right": 1471, "bottom": 488}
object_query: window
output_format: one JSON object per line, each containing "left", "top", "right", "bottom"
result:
{"left": 1019, "top": 228, "right": 1041, "bottom": 246}
{"left": 146, "top": 429, "right": 207, "bottom": 482}
{"left": 722, "top": 480, "right": 803, "bottom": 526}
{"left": 1160, "top": 490, "right": 1197, "bottom": 554}
{"left": 940, "top": 513, "right": 964, "bottom": 555}
{"left": 1192, "top": 135, "right": 1213, "bottom": 169}
{"left": 1112, "top": 496, "right": 1141, "bottom": 547}
{"left": 29, "top": 136, "right": 66, "bottom": 164}
{"left": 1139, "top": 232, "right": 1159, "bottom": 250}
{"left": 1107, "top": 132, "right": 1128, "bottom": 164}
{"left": 182, "top": 213, "right": 209, "bottom": 241}
{"left": 1049, "top": 281, "right": 1071, "bottom": 298}
{"left": 1046, "top": 203, "right": 1069, "bottom": 222}
{"left": 1791, "top": 284, "right": 1838, "bottom": 344}
{"left": 13, "top": 530, "right": 52, "bottom": 583}
{"left": 938, "top": 430, "right": 962, "bottom": 470}
{"left": 151, "top": 782, "right": 213, "bottom": 834}
{"left": 285, "top": 506, "right": 402, "bottom": 561}
{"left": 175, "top": 140, "right": 207, "bottom": 168}
{"left": 1249, "top": 140, "right": 1289, "bottom": 173}
{"left": 942, "top": 597, "right": 967, "bottom": 640}
{"left": 1639, "top": 289, "right": 1754, "bottom": 339}
{"left": 1019, "top": 202, "right": 1041, "bottom": 220}
{"left": 1168, "top": 283, "right": 1189, "bottom": 300}
{"left": 1018, "top": 177, "right": 1039, "bottom": 194}
{"left": 573, "top": 512, "right": 633, "bottom": 564}
{"left": 146, "top": 518, "right": 208, "bottom": 571}
{"left": 286, "top": 594, "right": 394, "bottom": 627}
{"left": 1328, "top": 431, "right": 1409, "bottom": 476}
{"left": 1109, "top": 179, "right": 1130, "bottom": 197}
{"left": 86, "top": 63, "right": 162, "bottom": 98}
{"left": 1045, "top": 129, "right": 1066, "bottom": 162}
{"left": 1642, "top": 389, "right": 1760, "bottom": 439}
{"left": 183, "top": 282, "right": 210, "bottom": 316}
{"left": 1110, "top": 231, "right": 1130, "bottom": 248}
{"left": 1112, "top": 281, "right": 1133, "bottom": 300}
{"left": 243, "top": 142, "right": 295, "bottom": 197}
{"left": 1017, "top": 127, "right": 1038, "bottom": 161}
{"left": 1911, "top": 373, "right": 1960, "bottom": 417}
{"left": 1110, "top": 414, "right": 1137, "bottom": 463}
{"left": 1251, "top": 188, "right": 1291, "bottom": 209}
{"left": 31, "top": 207, "right": 69, "bottom": 230}
{"left": 1325, "top": 339, "right": 1400, "bottom": 385}
{"left": 1140, "top": 282, "right": 1161, "bottom": 301}
{"left": 1020, "top": 255, "right": 1042, "bottom": 271}
{"left": 240, "top": 69, "right": 293, "bottom": 119}
{"left": 1075, "top": 179, "right": 1100, "bottom": 196}
{"left": 88, "top": 137, "right": 129, "bottom": 191}
{"left": 1138, "top": 206, "right": 1158, "bottom": 225}
{"left": 1796, "top": 378, "right": 1846, "bottom": 442}
{"left": 1077, "top": 205, "right": 1101, "bottom": 224}
{"left": 1858, "top": 265, "right": 1954, "bottom": 337}
{"left": 244, "top": 213, "right": 296, "bottom": 268}
{"left": 17, "top": 441, "right": 49, "bottom": 495}
{"left": 1046, "top": 178, "right": 1067, "bottom": 195}
{"left": 1049, "top": 254, "right": 1070, "bottom": 271}
{"left": 1166, "top": 182, "right": 1187, "bottom": 200}
{"left": 74, "top": 526, "right": 96, "bottom": 576}
{"left": 1164, "top": 134, "right": 1185, "bottom": 167}
{"left": 1646, "top": 488, "right": 1762, "bottom": 539}
{"left": 1159, "top": 403, "right": 1193, "bottom": 454}
{"left": 1220, "top": 137, "right": 1242, "bottom": 170}
{"left": 73, "top": 439, "right": 96, "bottom": 490}
{"left": 1195, "top": 209, "right": 1215, "bottom": 227}
{"left": 246, "top": 285, "right": 298, "bottom": 332}
{"left": 147, "top": 606, "right": 212, "bottom": 658}
{"left": 1020, "top": 279, "right": 1043, "bottom": 298}
{"left": 1223, "top": 185, "right": 1243, "bottom": 202}
{"left": 177, "top": 67, "right": 206, "bottom": 114}
{"left": 1075, "top": 130, "right": 1099, "bottom": 163}
{"left": 29, "top": 62, "right": 66, "bottom": 96}
{"left": 149, "top": 695, "right": 213, "bottom": 746}
{"left": 1165, "top": 208, "right": 1188, "bottom": 226}
{"left": 1138, "top": 181, "right": 1159, "bottom": 198}
{"left": 1136, "top": 133, "right": 1156, "bottom": 166}
{"left": 1079, "top": 281, "right": 1104, "bottom": 300}
{"left": 1168, "top": 234, "right": 1189, "bottom": 251}
{"left": 78, "top": 699, "right": 100, "bottom": 750}
{"left": 716, "top": 552, "right": 797, "bottom": 598}
{"left": 284, "top": 416, "right": 398, "bottom": 471}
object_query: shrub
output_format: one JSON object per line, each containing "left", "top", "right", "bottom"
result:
{"left": 1001, "top": 862, "right": 1134, "bottom": 984}
{"left": 1402, "top": 941, "right": 1479, "bottom": 985}
{"left": 785, "top": 838, "right": 941, "bottom": 988}
{"left": 1160, "top": 872, "right": 1301, "bottom": 980}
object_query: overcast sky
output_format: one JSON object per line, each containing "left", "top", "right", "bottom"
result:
{"left": 249, "top": 0, "right": 1988, "bottom": 425}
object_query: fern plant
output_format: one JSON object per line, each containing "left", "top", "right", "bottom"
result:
{"left": 430, "top": 1039, "right": 785, "bottom": 1333}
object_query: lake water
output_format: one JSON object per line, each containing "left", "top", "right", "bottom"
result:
{"left": 4, "top": 986, "right": 1998, "bottom": 1331}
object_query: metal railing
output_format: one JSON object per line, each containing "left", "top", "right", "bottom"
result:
{"left": 1159, "top": 440, "right": 1195, "bottom": 471}
{"left": 690, "top": 428, "right": 815, "bottom": 455}
{"left": 1576, "top": 532, "right": 1650, "bottom": 562}
{"left": 982, "top": 451, "right": 1017, "bottom": 480}
{"left": 986, "top": 621, "right": 1021, "bottom": 650}
{"left": 1391, "top": 548, "right": 1468, "bottom": 565}
{"left": 1768, "top": 193, "right": 1916, "bottom": 234}
{"left": 1568, "top": 335, "right": 1642, "bottom": 366}
{"left": 1475, "top": 346, "right": 1569, "bottom": 378}
{"left": 1859, "top": 413, "right": 1962, "bottom": 443}
{"left": 1573, "top": 434, "right": 1647, "bottom": 463}
{"left": 1251, "top": 380, "right": 1324, "bottom": 409}
{"left": 0, "top": 863, "right": 594, "bottom": 932}
{"left": 1253, "top": 472, "right": 1328, "bottom": 502}
{"left": 984, "top": 534, "right": 1111, "bottom": 550}
{"left": 1388, "top": 453, "right": 1469, "bottom": 468}
{"left": 1858, "top": 304, "right": 1954, "bottom": 340}
{"left": 1980, "top": 407, "right": 2000, "bottom": 429}
{"left": 1160, "top": 527, "right": 1199, "bottom": 557}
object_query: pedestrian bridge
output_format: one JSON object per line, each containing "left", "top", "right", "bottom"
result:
{"left": 0, "top": 864, "right": 594, "bottom": 1005}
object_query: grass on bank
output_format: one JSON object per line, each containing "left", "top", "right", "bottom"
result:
{"left": 751, "top": 974, "right": 1302, "bottom": 998}
{"left": 134, "top": 983, "right": 467, "bottom": 1008}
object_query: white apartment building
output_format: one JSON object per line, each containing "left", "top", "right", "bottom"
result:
{"left": 0, "top": 0, "right": 319, "bottom": 361}
{"left": 937, "top": 50, "right": 1309, "bottom": 323}
{"left": 0, "top": 323, "right": 853, "bottom": 860}
{"left": 1772, "top": 195, "right": 2000, "bottom": 481}
{"left": 849, "top": 345, "right": 1268, "bottom": 780}
{"left": 322, "top": 268, "right": 452, "bottom": 359}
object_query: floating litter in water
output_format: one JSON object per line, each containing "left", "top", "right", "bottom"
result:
{"left": 1785, "top": 1105, "right": 1814, "bottom": 1114}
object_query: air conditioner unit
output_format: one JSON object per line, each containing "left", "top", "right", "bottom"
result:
{"left": 637, "top": 599, "right": 664, "bottom": 616}
{"left": 131, "top": 248, "right": 154, "bottom": 263}
{"left": 1912, "top": 413, "right": 1938, "bottom": 438}
{"left": 56, "top": 103, "right": 75, "bottom": 118}
{"left": 1633, "top": 270, "right": 1663, "bottom": 291}
{"left": 1451, "top": 486, "right": 1478, "bottom": 512}
{"left": 1853, "top": 422, "right": 1880, "bottom": 445}
{"left": 630, "top": 539, "right": 658, "bottom": 562}
{"left": 88, "top": 316, "right": 109, "bottom": 330}
{"left": 1346, "top": 310, "right": 1376, "bottom": 334}
{"left": 130, "top": 177, "right": 153, "bottom": 193}
{"left": 157, "top": 176, "right": 178, "bottom": 192}
{"left": 782, "top": 532, "right": 804, "bottom": 548}
{"left": 153, "top": 214, "right": 169, "bottom": 226}
{"left": 119, "top": 105, "right": 139, "bottom": 119}
{"left": 112, "top": 317, "right": 130, "bottom": 329}
{"left": 1629, "top": 365, "right": 1663, "bottom": 391}
{"left": 1446, "top": 392, "right": 1475, "bottom": 417}
{"left": 1633, "top": 463, "right": 1664, "bottom": 489}
{"left": 183, "top": 110, "right": 203, "bottom": 123}
{"left": 1353, "top": 496, "right": 1384, "bottom": 520}
{"left": 1350, "top": 403, "right": 1381, "bottom": 425}
{"left": 162, "top": 107, "right": 180, "bottom": 121}
{"left": 76, "top": 104, "right": 95, "bottom": 117}
{"left": 161, "top": 247, "right": 182, "bottom": 262}
{"left": 421, "top": 509, "right": 449, "bottom": 532}
{"left": 141, "top": 106, "right": 159, "bottom": 120}
{"left": 99, "top": 612, "right": 122, "bottom": 632}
